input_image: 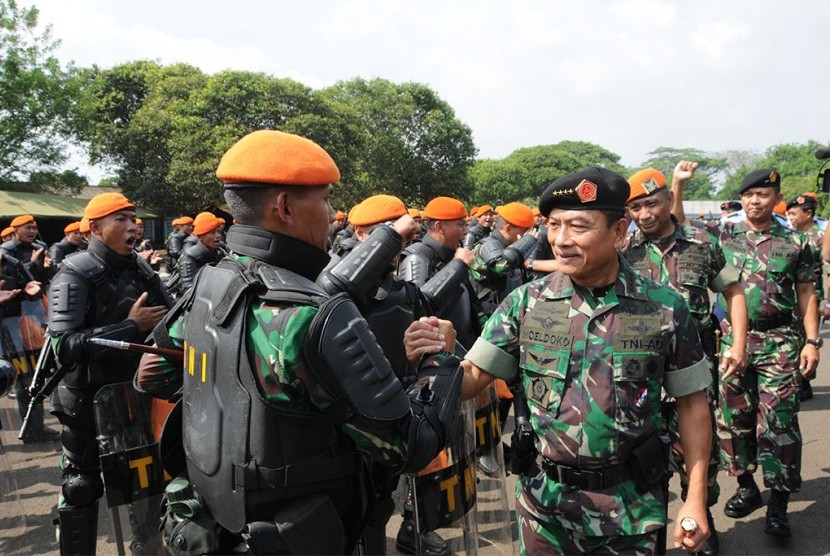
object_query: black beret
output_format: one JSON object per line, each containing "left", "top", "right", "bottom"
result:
{"left": 720, "top": 201, "right": 742, "bottom": 212}
{"left": 786, "top": 194, "right": 817, "bottom": 211}
{"left": 738, "top": 168, "right": 780, "bottom": 195}
{"left": 539, "top": 167, "right": 630, "bottom": 216}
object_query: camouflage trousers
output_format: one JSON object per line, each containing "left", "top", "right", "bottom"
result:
{"left": 515, "top": 473, "right": 663, "bottom": 555}
{"left": 716, "top": 329, "right": 802, "bottom": 491}
{"left": 517, "top": 500, "right": 658, "bottom": 555}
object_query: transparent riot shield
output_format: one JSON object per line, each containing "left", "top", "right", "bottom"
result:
{"left": 408, "top": 397, "right": 479, "bottom": 555}
{"left": 94, "top": 382, "right": 172, "bottom": 555}
{"left": 471, "top": 382, "right": 513, "bottom": 554}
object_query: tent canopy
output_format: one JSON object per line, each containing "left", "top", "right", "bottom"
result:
{"left": 0, "top": 190, "right": 156, "bottom": 219}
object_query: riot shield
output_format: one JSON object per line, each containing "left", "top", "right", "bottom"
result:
{"left": 471, "top": 382, "right": 513, "bottom": 554}
{"left": 94, "top": 382, "right": 171, "bottom": 555}
{"left": 0, "top": 428, "right": 27, "bottom": 543}
{"left": 408, "top": 397, "right": 479, "bottom": 555}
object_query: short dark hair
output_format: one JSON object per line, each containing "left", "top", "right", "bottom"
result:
{"left": 599, "top": 209, "right": 626, "bottom": 228}
{"left": 224, "top": 188, "right": 276, "bottom": 226}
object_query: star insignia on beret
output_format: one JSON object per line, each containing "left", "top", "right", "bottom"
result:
{"left": 642, "top": 177, "right": 660, "bottom": 194}
{"left": 575, "top": 179, "right": 598, "bottom": 203}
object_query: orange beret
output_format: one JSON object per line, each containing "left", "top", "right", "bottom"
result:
{"left": 477, "top": 204, "right": 494, "bottom": 215}
{"left": 193, "top": 212, "right": 222, "bottom": 235}
{"left": 79, "top": 217, "right": 90, "bottom": 233}
{"left": 627, "top": 168, "right": 667, "bottom": 202}
{"left": 407, "top": 208, "right": 421, "bottom": 218}
{"left": 217, "top": 130, "right": 340, "bottom": 187}
{"left": 773, "top": 200, "right": 787, "bottom": 215}
{"left": 64, "top": 221, "right": 81, "bottom": 234}
{"left": 350, "top": 195, "right": 407, "bottom": 227}
{"left": 422, "top": 197, "right": 467, "bottom": 221}
{"left": 178, "top": 216, "right": 194, "bottom": 226}
{"left": 496, "top": 202, "right": 534, "bottom": 229}
{"left": 84, "top": 193, "right": 136, "bottom": 220}
{"left": 469, "top": 206, "right": 480, "bottom": 217}
{"left": 10, "top": 215, "right": 35, "bottom": 228}
{"left": 335, "top": 211, "right": 346, "bottom": 220}
{"left": 1, "top": 226, "right": 14, "bottom": 237}
{"left": 803, "top": 192, "right": 818, "bottom": 200}
{"left": 135, "top": 218, "right": 143, "bottom": 225}
{"left": 532, "top": 207, "right": 541, "bottom": 216}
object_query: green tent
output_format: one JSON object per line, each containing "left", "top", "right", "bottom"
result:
{"left": 0, "top": 190, "right": 155, "bottom": 218}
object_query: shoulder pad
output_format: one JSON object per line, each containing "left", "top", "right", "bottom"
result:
{"left": 399, "top": 243, "right": 432, "bottom": 285}
{"left": 478, "top": 236, "right": 504, "bottom": 265}
{"left": 48, "top": 270, "right": 91, "bottom": 332}
{"left": 34, "top": 239, "right": 47, "bottom": 250}
{"left": 304, "top": 293, "right": 409, "bottom": 427}
{"left": 0, "top": 240, "right": 14, "bottom": 254}
{"left": 253, "top": 263, "right": 327, "bottom": 302}
{"left": 62, "top": 251, "right": 108, "bottom": 286}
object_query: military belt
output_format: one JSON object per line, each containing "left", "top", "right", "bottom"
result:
{"left": 539, "top": 456, "right": 632, "bottom": 490}
{"left": 748, "top": 313, "right": 792, "bottom": 332}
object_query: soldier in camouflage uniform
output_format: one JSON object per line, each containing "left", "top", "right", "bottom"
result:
{"left": 786, "top": 193, "right": 824, "bottom": 401}
{"left": 463, "top": 205, "right": 494, "bottom": 249}
{"left": 135, "top": 130, "right": 463, "bottom": 555}
{"left": 708, "top": 169, "right": 819, "bottom": 538}
{"left": 468, "top": 202, "right": 538, "bottom": 315}
{"left": 414, "top": 167, "right": 713, "bottom": 555}
{"left": 624, "top": 164, "right": 749, "bottom": 556}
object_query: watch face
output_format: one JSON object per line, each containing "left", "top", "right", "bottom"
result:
{"left": 680, "top": 516, "right": 697, "bottom": 533}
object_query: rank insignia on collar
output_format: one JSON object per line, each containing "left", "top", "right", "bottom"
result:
{"left": 575, "top": 179, "right": 598, "bottom": 203}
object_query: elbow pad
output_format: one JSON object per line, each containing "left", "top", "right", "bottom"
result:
{"left": 318, "top": 226, "right": 403, "bottom": 302}
{"left": 421, "top": 259, "right": 468, "bottom": 314}
{"left": 503, "top": 234, "right": 537, "bottom": 269}
{"left": 399, "top": 252, "right": 430, "bottom": 287}
{"left": 400, "top": 353, "right": 463, "bottom": 474}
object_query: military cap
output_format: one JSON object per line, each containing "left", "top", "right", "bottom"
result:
{"left": 10, "top": 215, "right": 35, "bottom": 228}
{"left": 217, "top": 130, "right": 340, "bottom": 188}
{"left": 178, "top": 216, "right": 194, "bottom": 226}
{"left": 1, "top": 226, "right": 14, "bottom": 238}
{"left": 84, "top": 193, "right": 136, "bottom": 221}
{"left": 64, "top": 221, "right": 81, "bottom": 234}
{"left": 496, "top": 202, "right": 534, "bottom": 228}
{"left": 407, "top": 208, "right": 421, "bottom": 218}
{"left": 773, "top": 201, "right": 787, "bottom": 215}
{"left": 539, "top": 167, "right": 630, "bottom": 216}
{"left": 350, "top": 195, "right": 407, "bottom": 227}
{"left": 476, "top": 204, "right": 494, "bottom": 215}
{"left": 193, "top": 212, "right": 222, "bottom": 235}
{"left": 720, "top": 201, "right": 742, "bottom": 212}
{"left": 79, "top": 217, "right": 90, "bottom": 233}
{"left": 422, "top": 197, "right": 467, "bottom": 220}
{"left": 627, "top": 168, "right": 667, "bottom": 202}
{"left": 738, "top": 168, "right": 780, "bottom": 195}
{"left": 786, "top": 194, "right": 817, "bottom": 211}
{"left": 135, "top": 218, "right": 143, "bottom": 226}
{"left": 334, "top": 210, "right": 346, "bottom": 221}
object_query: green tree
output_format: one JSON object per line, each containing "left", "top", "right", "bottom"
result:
{"left": 639, "top": 147, "right": 727, "bottom": 200}
{"left": 318, "top": 78, "right": 477, "bottom": 208}
{"left": 0, "top": 0, "right": 79, "bottom": 182}
{"left": 468, "top": 159, "right": 530, "bottom": 204}
{"left": 28, "top": 168, "right": 87, "bottom": 194}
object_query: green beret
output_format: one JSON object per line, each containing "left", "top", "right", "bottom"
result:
{"left": 738, "top": 168, "right": 780, "bottom": 195}
{"left": 539, "top": 167, "right": 630, "bottom": 216}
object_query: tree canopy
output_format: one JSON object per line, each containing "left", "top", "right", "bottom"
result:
{"left": 0, "top": 0, "right": 81, "bottom": 186}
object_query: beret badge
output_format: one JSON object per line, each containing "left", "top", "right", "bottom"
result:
{"left": 575, "top": 179, "right": 598, "bottom": 203}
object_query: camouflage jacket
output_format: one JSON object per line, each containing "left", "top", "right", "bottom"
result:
{"left": 141, "top": 251, "right": 407, "bottom": 466}
{"left": 800, "top": 222, "right": 824, "bottom": 299}
{"left": 716, "top": 219, "right": 814, "bottom": 326}
{"left": 622, "top": 216, "right": 739, "bottom": 329}
{"left": 465, "top": 256, "right": 710, "bottom": 535}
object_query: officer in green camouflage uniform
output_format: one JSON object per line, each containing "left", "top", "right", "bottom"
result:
{"left": 623, "top": 164, "right": 749, "bottom": 556}
{"left": 437, "top": 167, "right": 713, "bottom": 555}
{"left": 786, "top": 193, "right": 824, "bottom": 401}
{"left": 712, "top": 169, "right": 819, "bottom": 539}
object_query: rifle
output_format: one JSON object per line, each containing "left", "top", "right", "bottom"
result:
{"left": 18, "top": 331, "right": 62, "bottom": 440}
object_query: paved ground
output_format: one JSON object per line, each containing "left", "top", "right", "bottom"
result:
{"left": 2, "top": 329, "right": 830, "bottom": 555}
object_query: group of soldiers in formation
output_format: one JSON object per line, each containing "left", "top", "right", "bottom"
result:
{"left": 0, "top": 128, "right": 825, "bottom": 555}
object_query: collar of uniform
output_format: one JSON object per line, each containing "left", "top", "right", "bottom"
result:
{"left": 422, "top": 233, "right": 455, "bottom": 263}
{"left": 226, "top": 225, "right": 330, "bottom": 282}
{"left": 733, "top": 217, "right": 788, "bottom": 237}
{"left": 629, "top": 215, "right": 685, "bottom": 249}
{"left": 541, "top": 255, "right": 648, "bottom": 301}
{"left": 88, "top": 238, "right": 136, "bottom": 271}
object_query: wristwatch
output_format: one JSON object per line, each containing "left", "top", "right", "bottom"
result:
{"left": 806, "top": 338, "right": 823, "bottom": 348}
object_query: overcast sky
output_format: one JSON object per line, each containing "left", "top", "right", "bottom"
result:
{"left": 36, "top": 0, "right": 830, "bottom": 173}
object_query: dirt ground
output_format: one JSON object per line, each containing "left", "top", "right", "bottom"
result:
{"left": 2, "top": 330, "right": 830, "bottom": 555}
